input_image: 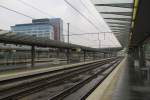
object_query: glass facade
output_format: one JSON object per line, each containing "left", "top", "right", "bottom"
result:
{"left": 11, "top": 22, "right": 54, "bottom": 40}
{"left": 48, "top": 18, "right": 64, "bottom": 41}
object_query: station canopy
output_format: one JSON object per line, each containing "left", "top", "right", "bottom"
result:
{"left": 91, "top": 0, "right": 134, "bottom": 47}
{"left": 0, "top": 30, "right": 121, "bottom": 52}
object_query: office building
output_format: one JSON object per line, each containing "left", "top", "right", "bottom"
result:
{"left": 49, "top": 18, "right": 64, "bottom": 41}
{"left": 11, "top": 18, "right": 64, "bottom": 41}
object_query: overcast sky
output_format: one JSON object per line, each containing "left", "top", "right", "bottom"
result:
{"left": 0, "top": 0, "right": 121, "bottom": 48}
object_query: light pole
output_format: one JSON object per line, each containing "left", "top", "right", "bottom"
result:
{"left": 67, "top": 23, "right": 70, "bottom": 44}
{"left": 67, "top": 23, "right": 70, "bottom": 64}
{"left": 98, "top": 33, "right": 101, "bottom": 49}
{"left": 98, "top": 33, "right": 101, "bottom": 59}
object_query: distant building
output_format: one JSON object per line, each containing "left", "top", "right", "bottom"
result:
{"left": 11, "top": 20, "right": 54, "bottom": 40}
{"left": 11, "top": 18, "right": 64, "bottom": 41}
{"left": 49, "top": 18, "right": 64, "bottom": 41}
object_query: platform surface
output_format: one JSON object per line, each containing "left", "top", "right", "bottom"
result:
{"left": 86, "top": 57, "right": 125, "bottom": 100}
{"left": 111, "top": 56, "right": 150, "bottom": 100}
{"left": 87, "top": 55, "right": 150, "bottom": 100}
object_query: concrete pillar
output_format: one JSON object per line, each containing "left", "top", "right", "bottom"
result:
{"left": 139, "top": 45, "right": 149, "bottom": 80}
{"left": 134, "top": 47, "right": 139, "bottom": 60}
{"left": 109, "top": 53, "right": 111, "bottom": 57}
{"left": 114, "top": 52, "right": 117, "bottom": 57}
{"left": 139, "top": 45, "right": 146, "bottom": 68}
{"left": 56, "top": 48, "right": 60, "bottom": 58}
{"left": 132, "top": 47, "right": 140, "bottom": 69}
{"left": 37, "top": 51, "right": 40, "bottom": 60}
{"left": 93, "top": 52, "right": 95, "bottom": 60}
{"left": 66, "top": 48, "right": 70, "bottom": 64}
{"left": 83, "top": 50, "right": 86, "bottom": 62}
{"left": 103, "top": 53, "right": 106, "bottom": 58}
{"left": 31, "top": 46, "right": 35, "bottom": 67}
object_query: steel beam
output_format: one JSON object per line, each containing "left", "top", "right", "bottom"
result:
{"left": 107, "top": 22, "right": 130, "bottom": 25}
{"left": 31, "top": 45, "right": 35, "bottom": 67}
{"left": 109, "top": 25, "right": 130, "bottom": 28}
{"left": 83, "top": 50, "right": 86, "bottom": 62}
{"left": 95, "top": 3, "right": 133, "bottom": 8}
{"left": 104, "top": 18, "right": 132, "bottom": 21}
{"left": 100, "top": 12, "right": 132, "bottom": 16}
{"left": 113, "top": 30, "right": 129, "bottom": 32}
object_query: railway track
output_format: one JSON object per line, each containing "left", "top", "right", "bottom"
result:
{"left": 0, "top": 57, "right": 122, "bottom": 100}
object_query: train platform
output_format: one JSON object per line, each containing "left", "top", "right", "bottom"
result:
{"left": 0, "top": 58, "right": 108, "bottom": 82}
{"left": 87, "top": 56, "right": 150, "bottom": 100}
{"left": 86, "top": 56, "right": 126, "bottom": 100}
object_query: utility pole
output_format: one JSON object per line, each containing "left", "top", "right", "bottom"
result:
{"left": 98, "top": 33, "right": 101, "bottom": 48}
{"left": 98, "top": 33, "right": 101, "bottom": 59}
{"left": 67, "top": 23, "right": 70, "bottom": 64}
{"left": 31, "top": 45, "right": 35, "bottom": 67}
{"left": 104, "top": 32, "right": 105, "bottom": 40}
{"left": 67, "top": 23, "right": 70, "bottom": 44}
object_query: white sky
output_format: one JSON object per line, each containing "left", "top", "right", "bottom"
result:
{"left": 0, "top": 0, "right": 121, "bottom": 48}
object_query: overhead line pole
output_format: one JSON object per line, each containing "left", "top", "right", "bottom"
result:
{"left": 67, "top": 23, "right": 70, "bottom": 44}
{"left": 67, "top": 23, "right": 70, "bottom": 64}
{"left": 17, "top": 0, "right": 88, "bottom": 35}
{"left": 64, "top": 0, "right": 100, "bottom": 31}
{"left": 63, "top": 32, "right": 113, "bottom": 36}
{"left": 98, "top": 33, "right": 101, "bottom": 48}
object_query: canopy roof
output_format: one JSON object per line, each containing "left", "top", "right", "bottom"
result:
{"left": 91, "top": 0, "right": 134, "bottom": 47}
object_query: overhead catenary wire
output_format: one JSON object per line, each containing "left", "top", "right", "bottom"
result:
{"left": 17, "top": 0, "right": 87, "bottom": 33}
{"left": 63, "top": 30, "right": 93, "bottom": 42}
{"left": 63, "top": 27, "right": 100, "bottom": 44}
{"left": 63, "top": 32, "right": 113, "bottom": 36}
{"left": 63, "top": 0, "right": 101, "bottom": 32}
{"left": 0, "top": 4, "right": 86, "bottom": 45}
{"left": 79, "top": 0, "right": 121, "bottom": 45}
{"left": 0, "top": 1, "right": 119, "bottom": 48}
{"left": 79, "top": 0, "right": 106, "bottom": 40}
{"left": 62, "top": 31, "right": 116, "bottom": 47}
{"left": 0, "top": 4, "right": 34, "bottom": 19}
{"left": 0, "top": 4, "right": 89, "bottom": 45}
{"left": 63, "top": 0, "right": 118, "bottom": 47}
{"left": 68, "top": 35, "right": 97, "bottom": 47}
{"left": 16, "top": 0, "right": 54, "bottom": 18}
{"left": 63, "top": 32, "right": 103, "bottom": 47}
{"left": 79, "top": 0, "right": 102, "bottom": 27}
{"left": 79, "top": 0, "right": 119, "bottom": 45}
{"left": 63, "top": 24, "right": 86, "bottom": 34}
{"left": 2, "top": 0, "right": 105, "bottom": 35}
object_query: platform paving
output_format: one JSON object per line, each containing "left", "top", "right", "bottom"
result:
{"left": 111, "top": 56, "right": 150, "bottom": 100}
{"left": 87, "top": 55, "right": 150, "bottom": 100}
{"left": 86, "top": 57, "right": 125, "bottom": 100}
